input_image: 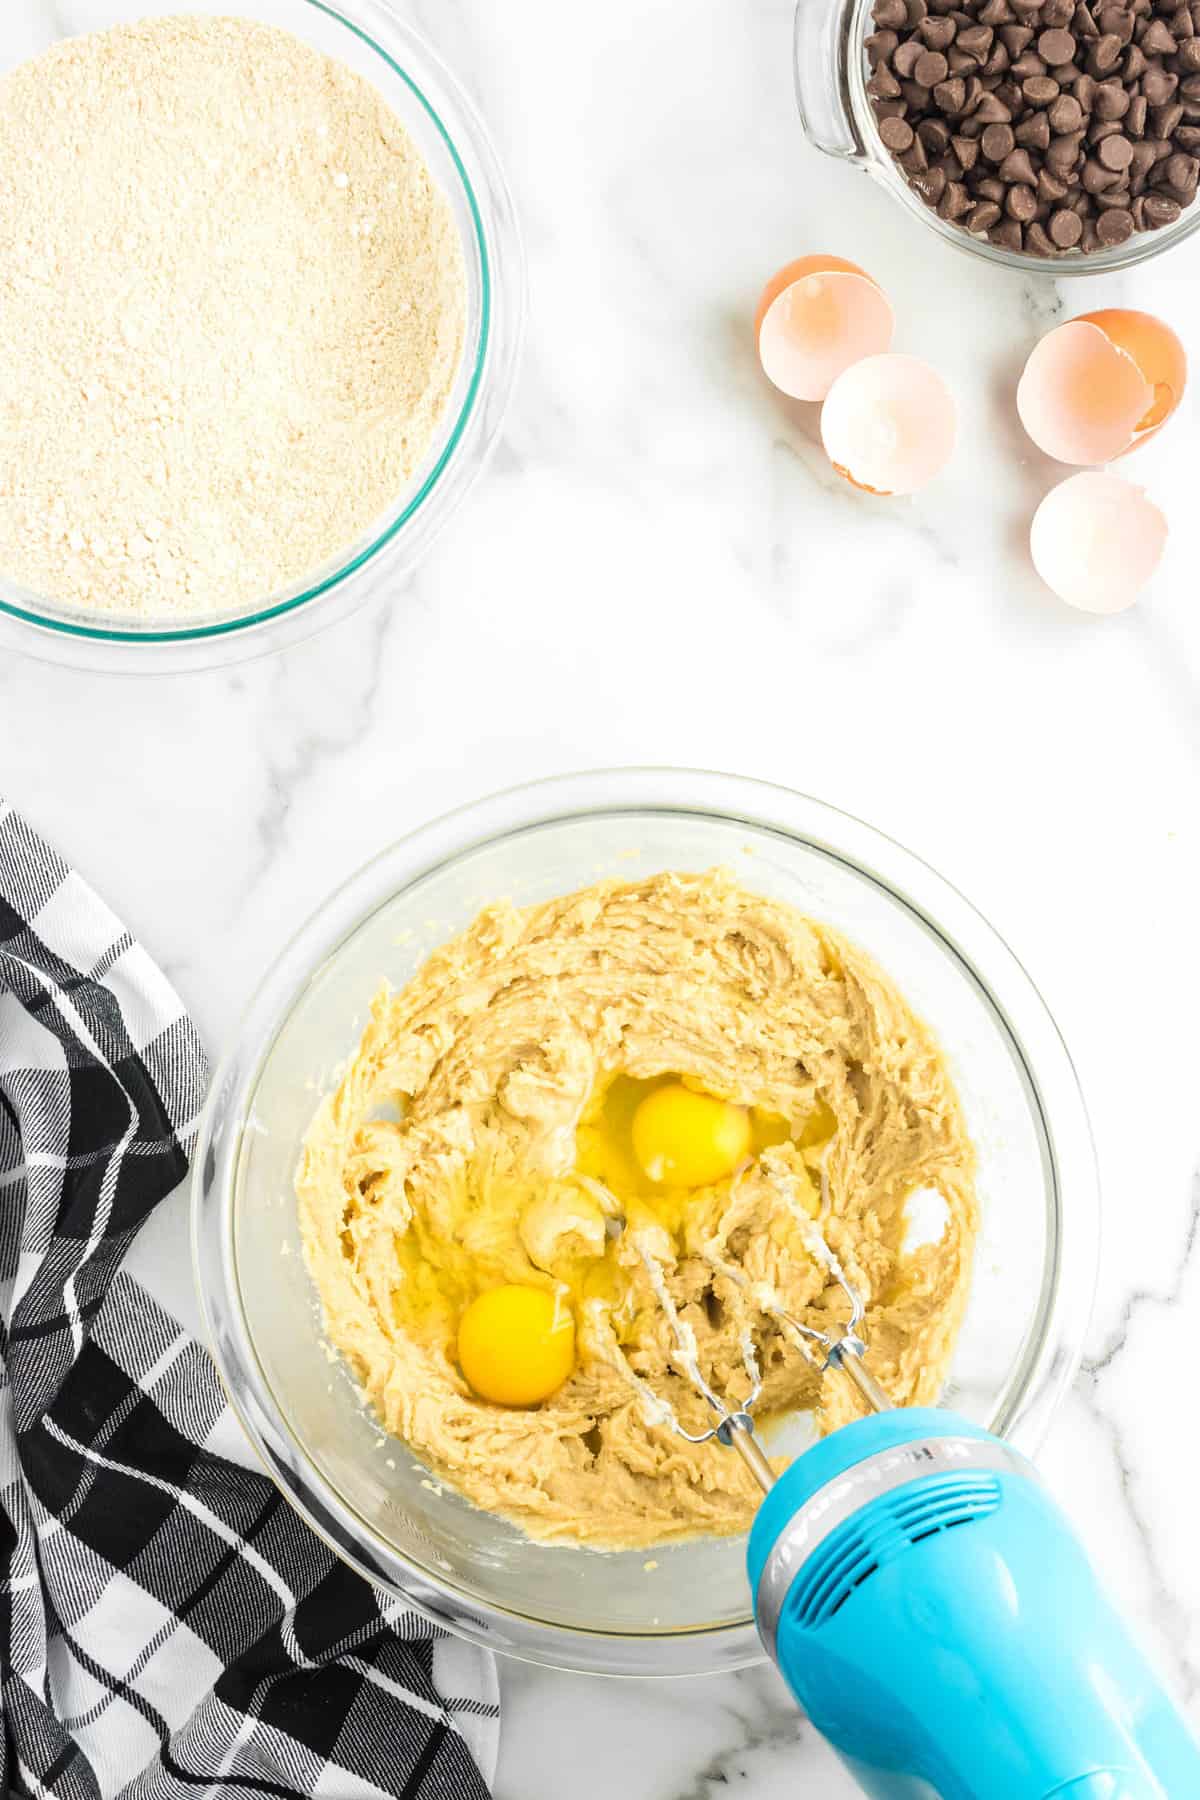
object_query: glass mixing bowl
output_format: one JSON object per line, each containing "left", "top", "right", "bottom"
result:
{"left": 796, "top": 0, "right": 1200, "bottom": 276}
{"left": 0, "top": 0, "right": 523, "bottom": 672}
{"left": 192, "top": 768, "right": 1099, "bottom": 1676}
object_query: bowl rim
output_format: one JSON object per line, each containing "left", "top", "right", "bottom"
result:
{"left": 0, "top": 0, "right": 506, "bottom": 648}
{"left": 191, "top": 767, "right": 1100, "bottom": 1675}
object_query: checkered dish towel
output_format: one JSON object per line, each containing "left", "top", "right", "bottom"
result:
{"left": 0, "top": 803, "right": 498, "bottom": 1800}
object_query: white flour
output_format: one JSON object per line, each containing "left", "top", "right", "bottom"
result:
{"left": 0, "top": 16, "right": 467, "bottom": 620}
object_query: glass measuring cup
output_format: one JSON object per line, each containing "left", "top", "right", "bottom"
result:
{"left": 794, "top": 0, "right": 1200, "bottom": 274}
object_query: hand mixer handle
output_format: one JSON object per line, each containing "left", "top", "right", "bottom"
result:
{"left": 748, "top": 1412, "right": 1200, "bottom": 1800}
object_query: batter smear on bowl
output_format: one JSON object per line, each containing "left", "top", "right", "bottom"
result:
{"left": 0, "top": 17, "right": 466, "bottom": 620}
{"left": 298, "top": 870, "right": 977, "bottom": 1549}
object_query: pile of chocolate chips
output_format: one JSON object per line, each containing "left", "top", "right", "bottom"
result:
{"left": 866, "top": 0, "right": 1200, "bottom": 253}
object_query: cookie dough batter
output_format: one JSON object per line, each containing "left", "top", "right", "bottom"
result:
{"left": 298, "top": 869, "right": 977, "bottom": 1548}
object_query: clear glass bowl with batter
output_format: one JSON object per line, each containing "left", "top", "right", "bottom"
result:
{"left": 191, "top": 769, "right": 1099, "bottom": 1675}
{"left": 0, "top": 0, "right": 523, "bottom": 671}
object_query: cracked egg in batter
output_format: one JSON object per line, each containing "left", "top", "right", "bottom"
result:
{"left": 296, "top": 868, "right": 977, "bottom": 1549}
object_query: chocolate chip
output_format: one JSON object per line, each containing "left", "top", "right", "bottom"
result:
{"left": 1039, "top": 24, "right": 1078, "bottom": 57}
{"left": 1097, "top": 4, "right": 1135, "bottom": 38}
{"left": 976, "top": 173, "right": 1008, "bottom": 197}
{"left": 1141, "top": 17, "right": 1179, "bottom": 48}
{"left": 966, "top": 197, "right": 1004, "bottom": 226}
{"left": 1011, "top": 49, "right": 1051, "bottom": 73}
{"left": 991, "top": 216, "right": 1025, "bottom": 246}
{"left": 1098, "top": 131, "right": 1135, "bottom": 165}
{"left": 1074, "top": 71, "right": 1098, "bottom": 108}
{"left": 1006, "top": 180, "right": 1040, "bottom": 216}
{"left": 1017, "top": 110, "right": 1054, "bottom": 147}
{"left": 880, "top": 114, "right": 917, "bottom": 150}
{"left": 1074, "top": 1, "right": 1101, "bottom": 37}
{"left": 933, "top": 75, "right": 969, "bottom": 108}
{"left": 914, "top": 163, "right": 949, "bottom": 201}
{"left": 1164, "top": 147, "right": 1200, "bottom": 183}
{"left": 1123, "top": 41, "right": 1148, "bottom": 78}
{"left": 920, "top": 14, "right": 959, "bottom": 44}
{"left": 1094, "top": 79, "right": 1132, "bottom": 118}
{"left": 867, "top": 28, "right": 902, "bottom": 66}
{"left": 895, "top": 38, "right": 927, "bottom": 74}
{"left": 982, "top": 119, "right": 1017, "bottom": 156}
{"left": 1049, "top": 92, "right": 1086, "bottom": 129}
{"left": 952, "top": 129, "right": 981, "bottom": 165}
{"left": 1143, "top": 189, "right": 1184, "bottom": 218}
{"left": 869, "top": 62, "right": 904, "bottom": 97}
{"left": 938, "top": 177, "right": 973, "bottom": 214}
{"left": 1084, "top": 152, "right": 1122, "bottom": 184}
{"left": 1140, "top": 66, "right": 1178, "bottom": 104}
{"left": 1000, "top": 145, "right": 1040, "bottom": 180}
{"left": 1127, "top": 92, "right": 1150, "bottom": 133}
{"left": 1000, "top": 21, "right": 1035, "bottom": 51}
{"left": 918, "top": 116, "right": 953, "bottom": 150}
{"left": 915, "top": 47, "right": 952, "bottom": 81}
{"left": 1130, "top": 136, "right": 1160, "bottom": 174}
{"left": 1151, "top": 100, "right": 1186, "bottom": 134}
{"left": 1024, "top": 73, "right": 1062, "bottom": 98}
{"left": 1026, "top": 219, "right": 1058, "bottom": 250}
{"left": 974, "top": 90, "right": 1015, "bottom": 119}
{"left": 962, "top": 74, "right": 986, "bottom": 112}
{"left": 1034, "top": 171, "right": 1064, "bottom": 206}
{"left": 874, "top": 0, "right": 909, "bottom": 24}
{"left": 957, "top": 21, "right": 995, "bottom": 56}
{"left": 1180, "top": 36, "right": 1200, "bottom": 64}
{"left": 1048, "top": 129, "right": 1086, "bottom": 167}
{"left": 1096, "top": 202, "right": 1136, "bottom": 236}
{"left": 1049, "top": 203, "right": 1085, "bottom": 239}
{"left": 1088, "top": 30, "right": 1126, "bottom": 67}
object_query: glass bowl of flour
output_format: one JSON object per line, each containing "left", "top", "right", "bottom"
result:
{"left": 0, "top": 2, "right": 523, "bottom": 669}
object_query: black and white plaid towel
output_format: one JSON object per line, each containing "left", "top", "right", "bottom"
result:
{"left": 0, "top": 802, "right": 498, "bottom": 1800}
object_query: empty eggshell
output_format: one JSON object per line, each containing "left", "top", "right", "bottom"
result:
{"left": 756, "top": 255, "right": 894, "bottom": 402}
{"left": 820, "top": 354, "right": 956, "bottom": 496}
{"left": 1030, "top": 471, "right": 1167, "bottom": 613}
{"left": 1017, "top": 310, "right": 1187, "bottom": 465}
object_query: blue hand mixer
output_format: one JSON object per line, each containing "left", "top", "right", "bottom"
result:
{"left": 648, "top": 1245, "right": 1200, "bottom": 1799}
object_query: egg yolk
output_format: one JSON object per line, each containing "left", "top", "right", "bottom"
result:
{"left": 457, "top": 1284, "right": 575, "bottom": 1407}
{"left": 630, "top": 1082, "right": 753, "bottom": 1188}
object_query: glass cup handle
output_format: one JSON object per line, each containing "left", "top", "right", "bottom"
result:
{"left": 794, "top": 0, "right": 870, "bottom": 164}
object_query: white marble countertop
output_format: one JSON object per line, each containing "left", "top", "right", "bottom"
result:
{"left": 5, "top": 0, "right": 1200, "bottom": 1793}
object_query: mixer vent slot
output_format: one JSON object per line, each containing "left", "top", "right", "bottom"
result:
{"left": 791, "top": 1473, "right": 1003, "bottom": 1629}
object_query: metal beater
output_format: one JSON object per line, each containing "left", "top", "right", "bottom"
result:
{"left": 627, "top": 1218, "right": 891, "bottom": 1494}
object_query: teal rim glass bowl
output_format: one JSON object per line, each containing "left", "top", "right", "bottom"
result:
{"left": 192, "top": 768, "right": 1100, "bottom": 1677}
{"left": 0, "top": 0, "right": 524, "bottom": 671}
